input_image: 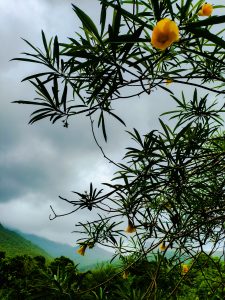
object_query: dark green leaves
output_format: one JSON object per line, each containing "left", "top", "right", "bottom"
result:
{"left": 13, "top": 0, "right": 225, "bottom": 138}
{"left": 120, "top": 25, "right": 144, "bottom": 62}
{"left": 100, "top": 2, "right": 107, "bottom": 36}
{"left": 150, "top": 0, "right": 160, "bottom": 21}
{"left": 72, "top": 5, "right": 100, "bottom": 40}
{"left": 187, "top": 15, "right": 225, "bottom": 28}
{"left": 180, "top": 0, "right": 192, "bottom": 22}
{"left": 41, "top": 30, "right": 50, "bottom": 60}
{"left": 13, "top": 77, "right": 70, "bottom": 125}
{"left": 186, "top": 27, "right": 225, "bottom": 49}
{"left": 101, "top": 0, "right": 153, "bottom": 30}
{"left": 164, "top": 0, "right": 174, "bottom": 19}
{"left": 162, "top": 89, "right": 224, "bottom": 130}
{"left": 53, "top": 36, "right": 60, "bottom": 68}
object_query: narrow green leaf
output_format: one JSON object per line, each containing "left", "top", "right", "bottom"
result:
{"left": 186, "top": 16, "right": 225, "bottom": 28}
{"left": 72, "top": 5, "right": 100, "bottom": 40}
{"left": 21, "top": 38, "right": 44, "bottom": 56}
{"left": 41, "top": 30, "right": 50, "bottom": 60}
{"left": 29, "top": 113, "right": 54, "bottom": 124}
{"left": 11, "top": 57, "right": 44, "bottom": 64}
{"left": 159, "top": 119, "right": 173, "bottom": 142}
{"left": 180, "top": 0, "right": 192, "bottom": 21}
{"left": 61, "top": 83, "right": 68, "bottom": 112}
{"left": 107, "top": 110, "right": 126, "bottom": 126}
{"left": 30, "top": 108, "right": 52, "bottom": 116}
{"left": 187, "top": 27, "right": 225, "bottom": 49}
{"left": 53, "top": 35, "right": 60, "bottom": 68}
{"left": 35, "top": 78, "right": 55, "bottom": 106}
{"left": 112, "top": 8, "right": 121, "bottom": 38}
{"left": 101, "top": 0, "right": 153, "bottom": 30}
{"left": 164, "top": 0, "right": 174, "bottom": 19}
{"left": 52, "top": 76, "right": 59, "bottom": 107}
{"left": 98, "top": 111, "right": 107, "bottom": 142}
{"left": 21, "top": 72, "right": 55, "bottom": 82}
{"left": 100, "top": 3, "right": 107, "bottom": 36}
{"left": 52, "top": 114, "right": 63, "bottom": 124}
{"left": 150, "top": 0, "right": 160, "bottom": 21}
{"left": 12, "top": 100, "right": 52, "bottom": 107}
{"left": 174, "top": 123, "right": 192, "bottom": 145}
{"left": 120, "top": 26, "right": 144, "bottom": 62}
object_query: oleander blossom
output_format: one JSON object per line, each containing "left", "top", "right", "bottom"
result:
{"left": 181, "top": 264, "right": 189, "bottom": 275}
{"left": 125, "top": 220, "right": 136, "bottom": 233}
{"left": 122, "top": 270, "right": 129, "bottom": 279}
{"left": 151, "top": 18, "right": 179, "bottom": 50}
{"left": 166, "top": 78, "right": 173, "bottom": 85}
{"left": 198, "top": 3, "right": 213, "bottom": 16}
{"left": 159, "top": 241, "right": 167, "bottom": 251}
{"left": 76, "top": 244, "right": 87, "bottom": 256}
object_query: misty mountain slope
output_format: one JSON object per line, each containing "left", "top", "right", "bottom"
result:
{"left": 0, "top": 224, "right": 52, "bottom": 260}
{"left": 16, "top": 230, "right": 113, "bottom": 267}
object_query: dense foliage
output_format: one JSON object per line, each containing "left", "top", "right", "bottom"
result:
{"left": 0, "top": 224, "right": 51, "bottom": 260}
{"left": 13, "top": 0, "right": 225, "bottom": 298}
{"left": 0, "top": 253, "right": 224, "bottom": 299}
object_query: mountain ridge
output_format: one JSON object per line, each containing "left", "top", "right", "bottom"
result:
{"left": 10, "top": 226, "right": 113, "bottom": 267}
{"left": 0, "top": 223, "right": 52, "bottom": 260}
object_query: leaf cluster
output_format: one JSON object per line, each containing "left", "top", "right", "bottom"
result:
{"left": 13, "top": 0, "right": 225, "bottom": 139}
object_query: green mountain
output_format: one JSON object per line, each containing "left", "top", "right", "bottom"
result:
{"left": 0, "top": 224, "right": 51, "bottom": 260}
{"left": 17, "top": 230, "right": 113, "bottom": 269}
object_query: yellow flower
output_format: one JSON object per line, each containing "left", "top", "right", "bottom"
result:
{"left": 151, "top": 18, "right": 179, "bottom": 50}
{"left": 122, "top": 270, "right": 129, "bottom": 279}
{"left": 198, "top": 3, "right": 213, "bottom": 16}
{"left": 181, "top": 264, "right": 189, "bottom": 275}
{"left": 76, "top": 244, "right": 87, "bottom": 256}
{"left": 159, "top": 241, "right": 167, "bottom": 251}
{"left": 125, "top": 220, "right": 136, "bottom": 233}
{"left": 166, "top": 78, "right": 173, "bottom": 85}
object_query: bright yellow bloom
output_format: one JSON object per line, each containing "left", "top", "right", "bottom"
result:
{"left": 76, "top": 244, "right": 87, "bottom": 256}
{"left": 166, "top": 78, "right": 173, "bottom": 85}
{"left": 181, "top": 264, "right": 189, "bottom": 275}
{"left": 159, "top": 241, "right": 167, "bottom": 251}
{"left": 125, "top": 220, "right": 136, "bottom": 233}
{"left": 151, "top": 18, "right": 179, "bottom": 50}
{"left": 198, "top": 3, "right": 213, "bottom": 16}
{"left": 122, "top": 270, "right": 129, "bottom": 279}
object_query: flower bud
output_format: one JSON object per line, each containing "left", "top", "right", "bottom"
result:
{"left": 125, "top": 220, "right": 136, "bottom": 233}
{"left": 198, "top": 3, "right": 213, "bottom": 16}
{"left": 76, "top": 244, "right": 87, "bottom": 256}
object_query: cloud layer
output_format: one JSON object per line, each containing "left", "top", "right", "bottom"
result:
{"left": 0, "top": 0, "right": 186, "bottom": 245}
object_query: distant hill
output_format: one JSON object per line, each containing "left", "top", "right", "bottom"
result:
{"left": 15, "top": 229, "right": 113, "bottom": 268}
{"left": 0, "top": 224, "right": 51, "bottom": 260}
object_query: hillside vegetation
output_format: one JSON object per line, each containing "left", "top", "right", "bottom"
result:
{"left": 0, "top": 224, "right": 51, "bottom": 260}
{"left": 17, "top": 229, "right": 113, "bottom": 268}
{"left": 0, "top": 252, "right": 225, "bottom": 299}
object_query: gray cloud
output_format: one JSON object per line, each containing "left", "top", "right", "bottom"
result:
{"left": 1, "top": 0, "right": 218, "bottom": 245}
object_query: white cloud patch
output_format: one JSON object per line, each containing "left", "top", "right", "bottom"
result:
{"left": 1, "top": 0, "right": 212, "bottom": 245}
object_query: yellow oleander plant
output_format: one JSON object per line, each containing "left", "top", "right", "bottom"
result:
{"left": 13, "top": 0, "right": 225, "bottom": 298}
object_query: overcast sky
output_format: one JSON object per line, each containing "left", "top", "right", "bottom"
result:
{"left": 0, "top": 0, "right": 222, "bottom": 246}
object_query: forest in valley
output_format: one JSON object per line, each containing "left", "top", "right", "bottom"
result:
{"left": 0, "top": 251, "right": 225, "bottom": 299}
